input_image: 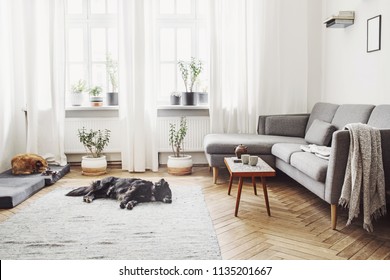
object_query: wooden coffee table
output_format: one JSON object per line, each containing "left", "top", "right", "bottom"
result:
{"left": 224, "top": 157, "right": 276, "bottom": 217}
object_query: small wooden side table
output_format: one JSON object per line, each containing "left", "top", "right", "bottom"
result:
{"left": 224, "top": 157, "right": 276, "bottom": 217}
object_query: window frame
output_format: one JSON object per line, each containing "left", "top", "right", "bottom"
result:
{"left": 65, "top": 0, "right": 118, "bottom": 108}
{"left": 156, "top": 0, "right": 209, "bottom": 104}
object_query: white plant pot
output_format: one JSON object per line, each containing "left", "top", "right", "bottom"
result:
{"left": 167, "top": 155, "right": 193, "bottom": 175}
{"left": 70, "top": 93, "right": 84, "bottom": 106}
{"left": 81, "top": 155, "right": 107, "bottom": 176}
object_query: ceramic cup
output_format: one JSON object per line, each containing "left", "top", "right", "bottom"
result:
{"left": 249, "top": 156, "right": 258, "bottom": 166}
{"left": 241, "top": 154, "right": 250, "bottom": 164}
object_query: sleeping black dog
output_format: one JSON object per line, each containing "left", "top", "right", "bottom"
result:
{"left": 66, "top": 177, "right": 172, "bottom": 210}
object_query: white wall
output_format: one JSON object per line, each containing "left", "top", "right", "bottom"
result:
{"left": 307, "top": 0, "right": 323, "bottom": 111}
{"left": 321, "top": 0, "right": 390, "bottom": 105}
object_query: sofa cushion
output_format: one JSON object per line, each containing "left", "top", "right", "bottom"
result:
{"left": 271, "top": 143, "right": 302, "bottom": 163}
{"left": 304, "top": 119, "right": 337, "bottom": 146}
{"left": 204, "top": 134, "right": 306, "bottom": 155}
{"left": 331, "top": 104, "right": 375, "bottom": 130}
{"left": 0, "top": 164, "right": 71, "bottom": 208}
{"left": 367, "top": 105, "right": 390, "bottom": 128}
{"left": 265, "top": 116, "right": 308, "bottom": 137}
{"left": 290, "top": 152, "right": 328, "bottom": 183}
{"left": 0, "top": 178, "right": 45, "bottom": 209}
{"left": 305, "top": 102, "right": 339, "bottom": 133}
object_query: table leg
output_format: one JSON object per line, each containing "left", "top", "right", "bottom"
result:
{"left": 235, "top": 177, "right": 244, "bottom": 217}
{"left": 228, "top": 175, "right": 234, "bottom": 195}
{"left": 252, "top": 176, "right": 257, "bottom": 195}
{"left": 261, "top": 177, "right": 271, "bottom": 216}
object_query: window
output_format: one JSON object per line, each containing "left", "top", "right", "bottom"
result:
{"left": 65, "top": 0, "right": 118, "bottom": 107}
{"left": 157, "top": 0, "right": 210, "bottom": 103}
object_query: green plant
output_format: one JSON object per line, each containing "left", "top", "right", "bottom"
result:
{"left": 178, "top": 57, "right": 203, "bottom": 92}
{"left": 71, "top": 79, "right": 87, "bottom": 94}
{"left": 77, "top": 127, "right": 111, "bottom": 158}
{"left": 169, "top": 117, "right": 188, "bottom": 157}
{"left": 106, "top": 53, "right": 118, "bottom": 92}
{"left": 88, "top": 86, "right": 102, "bottom": 97}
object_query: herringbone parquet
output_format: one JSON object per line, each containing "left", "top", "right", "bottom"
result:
{"left": 1, "top": 166, "right": 389, "bottom": 260}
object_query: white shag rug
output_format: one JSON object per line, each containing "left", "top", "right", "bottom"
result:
{"left": 0, "top": 185, "right": 221, "bottom": 260}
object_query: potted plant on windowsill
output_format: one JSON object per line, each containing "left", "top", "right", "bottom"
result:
{"left": 170, "top": 92, "right": 181, "bottom": 105}
{"left": 89, "top": 86, "right": 103, "bottom": 107}
{"left": 70, "top": 79, "right": 87, "bottom": 106}
{"left": 178, "top": 57, "right": 203, "bottom": 106}
{"left": 106, "top": 53, "right": 118, "bottom": 106}
{"left": 167, "top": 117, "right": 192, "bottom": 175}
{"left": 78, "top": 127, "right": 111, "bottom": 176}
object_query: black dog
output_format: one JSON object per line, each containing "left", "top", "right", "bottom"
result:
{"left": 66, "top": 177, "right": 172, "bottom": 210}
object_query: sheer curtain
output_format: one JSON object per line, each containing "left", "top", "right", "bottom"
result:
{"left": 118, "top": 0, "right": 158, "bottom": 172}
{"left": 0, "top": 0, "right": 67, "bottom": 170}
{"left": 209, "top": 0, "right": 308, "bottom": 134}
{"left": 0, "top": 0, "right": 19, "bottom": 172}
{"left": 24, "top": 0, "right": 67, "bottom": 165}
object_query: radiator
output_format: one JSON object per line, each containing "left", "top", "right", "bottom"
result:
{"left": 157, "top": 116, "right": 210, "bottom": 152}
{"left": 65, "top": 117, "right": 210, "bottom": 154}
{"left": 64, "top": 118, "right": 122, "bottom": 153}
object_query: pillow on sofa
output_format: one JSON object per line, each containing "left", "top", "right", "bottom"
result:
{"left": 305, "top": 119, "right": 337, "bottom": 146}
{"left": 265, "top": 115, "right": 308, "bottom": 137}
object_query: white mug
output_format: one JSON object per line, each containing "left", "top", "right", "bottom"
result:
{"left": 249, "top": 156, "right": 258, "bottom": 166}
{"left": 241, "top": 154, "right": 250, "bottom": 164}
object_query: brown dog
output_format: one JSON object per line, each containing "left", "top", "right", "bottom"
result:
{"left": 11, "top": 153, "right": 48, "bottom": 175}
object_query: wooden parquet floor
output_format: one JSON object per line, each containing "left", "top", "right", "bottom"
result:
{"left": 1, "top": 166, "right": 390, "bottom": 260}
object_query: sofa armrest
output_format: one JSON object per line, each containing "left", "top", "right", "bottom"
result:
{"left": 257, "top": 114, "right": 310, "bottom": 137}
{"left": 325, "top": 128, "right": 390, "bottom": 204}
{"left": 379, "top": 129, "right": 390, "bottom": 198}
{"left": 324, "top": 130, "right": 350, "bottom": 204}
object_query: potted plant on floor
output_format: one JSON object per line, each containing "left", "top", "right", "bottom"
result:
{"left": 167, "top": 117, "right": 192, "bottom": 175}
{"left": 178, "top": 57, "right": 203, "bottom": 106}
{"left": 106, "top": 53, "right": 118, "bottom": 106}
{"left": 70, "top": 79, "right": 87, "bottom": 106}
{"left": 89, "top": 86, "right": 103, "bottom": 107}
{"left": 78, "top": 127, "right": 111, "bottom": 176}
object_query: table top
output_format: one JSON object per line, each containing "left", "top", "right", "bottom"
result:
{"left": 224, "top": 157, "right": 276, "bottom": 177}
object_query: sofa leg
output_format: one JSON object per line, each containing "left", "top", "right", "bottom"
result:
{"left": 213, "top": 167, "right": 219, "bottom": 184}
{"left": 331, "top": 204, "right": 337, "bottom": 230}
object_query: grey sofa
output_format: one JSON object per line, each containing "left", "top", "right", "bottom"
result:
{"left": 204, "top": 102, "right": 390, "bottom": 229}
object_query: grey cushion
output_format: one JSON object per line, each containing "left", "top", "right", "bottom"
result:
{"left": 306, "top": 102, "right": 339, "bottom": 133}
{"left": 331, "top": 104, "right": 375, "bottom": 129}
{"left": 290, "top": 152, "right": 329, "bottom": 183}
{"left": 304, "top": 119, "right": 337, "bottom": 146}
{"left": 265, "top": 115, "right": 308, "bottom": 137}
{"left": 0, "top": 178, "right": 45, "bottom": 208}
{"left": 271, "top": 143, "right": 302, "bottom": 163}
{"left": 204, "top": 133, "right": 306, "bottom": 155}
{"left": 257, "top": 114, "right": 309, "bottom": 135}
{"left": 0, "top": 164, "right": 71, "bottom": 208}
{"left": 367, "top": 105, "right": 390, "bottom": 128}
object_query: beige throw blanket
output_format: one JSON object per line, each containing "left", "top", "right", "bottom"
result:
{"left": 339, "top": 123, "right": 387, "bottom": 232}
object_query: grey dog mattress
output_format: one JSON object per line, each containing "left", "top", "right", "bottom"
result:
{"left": 0, "top": 164, "right": 70, "bottom": 209}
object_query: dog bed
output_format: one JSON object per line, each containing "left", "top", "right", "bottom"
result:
{"left": 0, "top": 164, "right": 70, "bottom": 209}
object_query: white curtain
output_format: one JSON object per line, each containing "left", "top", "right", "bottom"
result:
{"left": 0, "top": 0, "right": 67, "bottom": 170}
{"left": 209, "top": 0, "right": 308, "bottom": 134}
{"left": 0, "top": 0, "right": 19, "bottom": 172}
{"left": 118, "top": 0, "right": 158, "bottom": 172}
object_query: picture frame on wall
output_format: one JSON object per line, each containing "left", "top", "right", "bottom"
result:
{"left": 367, "top": 15, "right": 382, "bottom": 53}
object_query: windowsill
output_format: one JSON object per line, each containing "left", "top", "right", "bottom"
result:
{"left": 157, "top": 105, "right": 209, "bottom": 110}
{"left": 65, "top": 105, "right": 119, "bottom": 111}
